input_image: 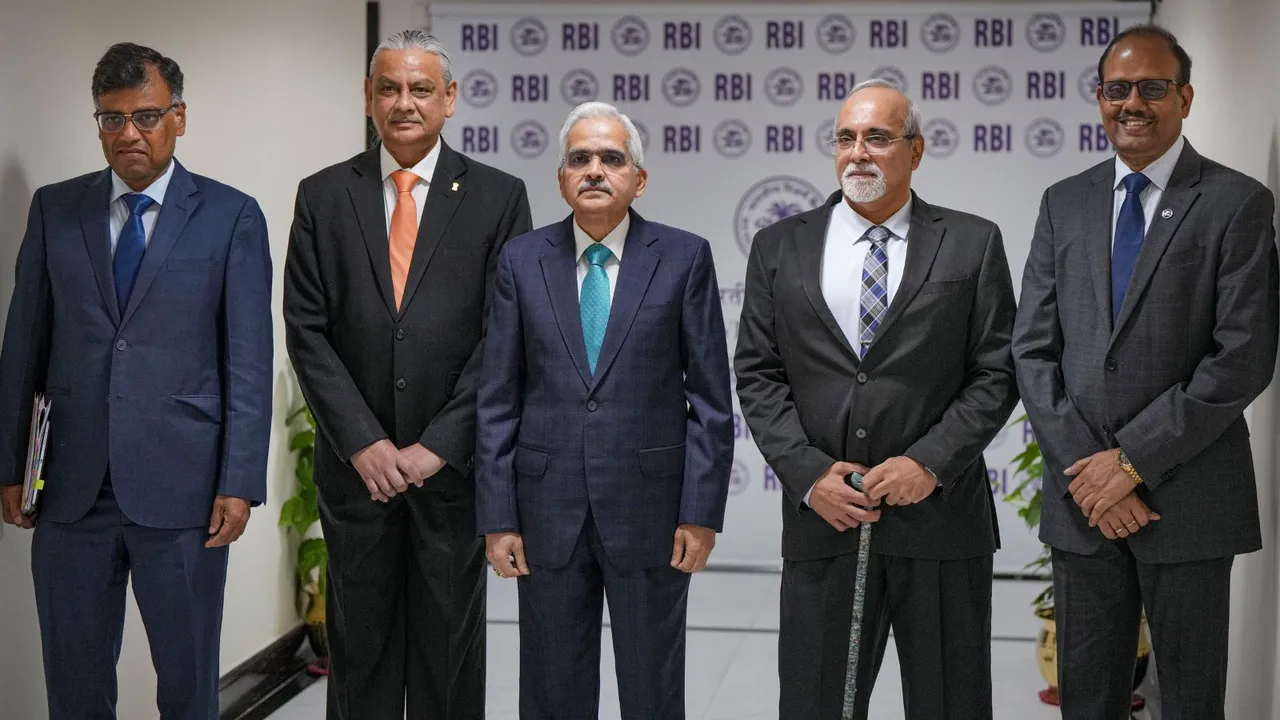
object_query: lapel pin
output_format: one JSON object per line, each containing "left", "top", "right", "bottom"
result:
{"left": 452, "top": 181, "right": 460, "bottom": 192}
{"left": 1161, "top": 208, "right": 1173, "bottom": 219}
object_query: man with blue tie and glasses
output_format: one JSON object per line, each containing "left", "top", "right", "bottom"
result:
{"left": 476, "top": 101, "right": 734, "bottom": 719}
{"left": 0, "top": 43, "right": 273, "bottom": 719}
{"left": 1014, "top": 25, "right": 1278, "bottom": 720}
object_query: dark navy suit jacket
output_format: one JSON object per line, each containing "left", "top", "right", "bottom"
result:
{"left": 0, "top": 160, "right": 274, "bottom": 529}
{"left": 476, "top": 210, "right": 734, "bottom": 570}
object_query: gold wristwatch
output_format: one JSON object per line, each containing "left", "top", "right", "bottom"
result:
{"left": 1118, "top": 449, "right": 1143, "bottom": 485}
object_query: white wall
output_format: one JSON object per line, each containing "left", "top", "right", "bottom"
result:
{"left": 0, "top": 1, "right": 364, "bottom": 718}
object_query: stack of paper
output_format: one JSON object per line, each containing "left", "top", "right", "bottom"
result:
{"left": 21, "top": 393, "right": 51, "bottom": 516}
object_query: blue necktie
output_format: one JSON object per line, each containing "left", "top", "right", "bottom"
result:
{"left": 580, "top": 243, "right": 614, "bottom": 375}
{"left": 858, "top": 226, "right": 891, "bottom": 358}
{"left": 1111, "top": 172, "right": 1151, "bottom": 323}
{"left": 114, "top": 193, "right": 154, "bottom": 310}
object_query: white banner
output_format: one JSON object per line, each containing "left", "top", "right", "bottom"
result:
{"left": 424, "top": 1, "right": 1147, "bottom": 572}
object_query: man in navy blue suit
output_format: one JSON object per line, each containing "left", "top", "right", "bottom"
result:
{"left": 0, "top": 43, "right": 273, "bottom": 719}
{"left": 476, "top": 101, "right": 734, "bottom": 719}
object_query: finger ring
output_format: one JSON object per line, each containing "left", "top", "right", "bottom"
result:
{"left": 493, "top": 568, "right": 503, "bottom": 578}
{"left": 1125, "top": 522, "right": 1137, "bottom": 529}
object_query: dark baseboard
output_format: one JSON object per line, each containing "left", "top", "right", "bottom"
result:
{"left": 218, "top": 624, "right": 321, "bottom": 720}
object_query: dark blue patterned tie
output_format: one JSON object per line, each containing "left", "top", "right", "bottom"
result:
{"left": 1111, "top": 172, "right": 1150, "bottom": 323}
{"left": 114, "top": 193, "right": 154, "bottom": 310}
{"left": 858, "top": 226, "right": 890, "bottom": 358}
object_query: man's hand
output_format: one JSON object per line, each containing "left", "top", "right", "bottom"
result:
{"left": 1066, "top": 449, "right": 1138, "bottom": 527}
{"left": 206, "top": 496, "right": 251, "bottom": 548}
{"left": 352, "top": 439, "right": 409, "bottom": 502}
{"left": 486, "top": 532, "right": 529, "bottom": 578}
{"left": 863, "top": 457, "right": 937, "bottom": 506}
{"left": 809, "top": 461, "right": 881, "bottom": 532}
{"left": 1, "top": 485, "right": 34, "bottom": 529}
{"left": 671, "top": 524, "right": 716, "bottom": 573}
{"left": 1096, "top": 492, "right": 1161, "bottom": 540}
{"left": 397, "top": 444, "right": 447, "bottom": 486}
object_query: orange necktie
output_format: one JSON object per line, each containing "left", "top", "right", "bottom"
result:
{"left": 389, "top": 169, "right": 420, "bottom": 310}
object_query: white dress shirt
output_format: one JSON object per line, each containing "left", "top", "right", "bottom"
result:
{"left": 380, "top": 140, "right": 440, "bottom": 233}
{"left": 1111, "top": 134, "right": 1185, "bottom": 246}
{"left": 573, "top": 213, "right": 630, "bottom": 304}
{"left": 108, "top": 159, "right": 175, "bottom": 253}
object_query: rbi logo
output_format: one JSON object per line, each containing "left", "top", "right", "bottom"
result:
{"left": 870, "top": 66, "right": 909, "bottom": 94}
{"left": 764, "top": 68, "right": 803, "bottom": 107}
{"left": 816, "top": 119, "right": 837, "bottom": 159}
{"left": 729, "top": 461, "right": 750, "bottom": 496}
{"left": 714, "top": 15, "right": 752, "bottom": 55}
{"left": 816, "top": 14, "right": 855, "bottom": 54}
{"left": 921, "top": 14, "right": 961, "bottom": 53}
{"left": 561, "top": 69, "right": 599, "bottom": 105}
{"left": 734, "top": 176, "right": 826, "bottom": 256}
{"left": 611, "top": 16, "right": 649, "bottom": 56}
{"left": 1026, "top": 13, "right": 1066, "bottom": 52}
{"left": 714, "top": 120, "right": 751, "bottom": 158}
{"left": 460, "top": 70, "right": 497, "bottom": 109}
{"left": 1025, "top": 118, "right": 1065, "bottom": 158}
{"left": 1079, "top": 65, "right": 1099, "bottom": 103}
{"left": 662, "top": 68, "right": 701, "bottom": 107}
{"left": 923, "top": 119, "right": 960, "bottom": 159}
{"left": 633, "top": 120, "right": 650, "bottom": 151}
{"left": 973, "top": 65, "right": 1013, "bottom": 105}
{"left": 510, "top": 17, "right": 548, "bottom": 56}
{"left": 510, "top": 121, "right": 549, "bottom": 159}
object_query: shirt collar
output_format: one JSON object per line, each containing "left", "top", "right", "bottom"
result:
{"left": 380, "top": 140, "right": 441, "bottom": 186}
{"left": 110, "top": 158, "right": 176, "bottom": 207}
{"left": 839, "top": 195, "right": 913, "bottom": 243}
{"left": 574, "top": 212, "right": 631, "bottom": 263}
{"left": 1113, "top": 135, "right": 1185, "bottom": 192}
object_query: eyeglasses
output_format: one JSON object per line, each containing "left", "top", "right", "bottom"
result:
{"left": 1099, "top": 79, "right": 1181, "bottom": 102}
{"left": 564, "top": 149, "right": 630, "bottom": 169}
{"left": 826, "top": 133, "right": 916, "bottom": 154}
{"left": 93, "top": 104, "right": 179, "bottom": 133}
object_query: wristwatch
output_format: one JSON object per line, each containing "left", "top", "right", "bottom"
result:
{"left": 1118, "top": 449, "right": 1143, "bottom": 485}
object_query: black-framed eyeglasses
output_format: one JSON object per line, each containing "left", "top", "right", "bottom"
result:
{"left": 825, "top": 133, "right": 916, "bottom": 154}
{"left": 564, "top": 149, "right": 630, "bottom": 169}
{"left": 93, "top": 104, "right": 180, "bottom": 133}
{"left": 1099, "top": 79, "right": 1181, "bottom": 102}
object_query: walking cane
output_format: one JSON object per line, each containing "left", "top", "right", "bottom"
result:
{"left": 841, "top": 472, "right": 873, "bottom": 720}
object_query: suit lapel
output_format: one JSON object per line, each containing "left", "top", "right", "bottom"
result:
{"left": 121, "top": 161, "right": 200, "bottom": 326}
{"left": 1111, "top": 146, "right": 1202, "bottom": 340}
{"left": 862, "top": 193, "right": 944, "bottom": 363}
{"left": 1084, "top": 162, "right": 1117, "bottom": 332}
{"left": 796, "top": 194, "right": 860, "bottom": 364}
{"left": 79, "top": 170, "right": 119, "bottom": 325}
{"left": 398, "top": 140, "right": 467, "bottom": 317}
{"left": 541, "top": 219, "right": 592, "bottom": 388}
{"left": 591, "top": 211, "right": 658, "bottom": 390}
{"left": 346, "top": 148, "right": 397, "bottom": 316}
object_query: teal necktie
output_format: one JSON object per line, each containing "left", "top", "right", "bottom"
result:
{"left": 580, "top": 243, "right": 614, "bottom": 375}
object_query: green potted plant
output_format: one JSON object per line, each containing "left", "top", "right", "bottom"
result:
{"left": 1004, "top": 415, "right": 1149, "bottom": 707}
{"left": 279, "top": 399, "right": 329, "bottom": 674}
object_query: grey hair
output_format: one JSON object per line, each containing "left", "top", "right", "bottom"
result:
{"left": 369, "top": 29, "right": 453, "bottom": 85}
{"left": 557, "top": 102, "right": 645, "bottom": 171}
{"left": 843, "top": 78, "right": 924, "bottom": 137}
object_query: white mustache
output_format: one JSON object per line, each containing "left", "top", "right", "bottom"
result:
{"left": 578, "top": 180, "right": 613, "bottom": 195}
{"left": 842, "top": 163, "right": 882, "bottom": 182}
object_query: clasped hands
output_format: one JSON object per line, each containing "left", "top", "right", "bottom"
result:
{"left": 809, "top": 457, "right": 937, "bottom": 533}
{"left": 351, "top": 439, "right": 447, "bottom": 503}
{"left": 1065, "top": 448, "right": 1160, "bottom": 540}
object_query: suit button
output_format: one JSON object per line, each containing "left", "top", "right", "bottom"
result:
{"left": 395, "top": 328, "right": 406, "bottom": 340}
{"left": 396, "top": 378, "right": 407, "bottom": 391}
{"left": 115, "top": 340, "right": 127, "bottom": 351}
{"left": 856, "top": 373, "right": 868, "bottom": 384}
{"left": 587, "top": 400, "right": 598, "bottom": 412}
{"left": 1103, "top": 424, "right": 1112, "bottom": 434}
{"left": 855, "top": 428, "right": 867, "bottom": 439}
{"left": 1105, "top": 359, "right": 1118, "bottom": 371}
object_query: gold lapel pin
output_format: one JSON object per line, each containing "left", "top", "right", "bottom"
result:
{"left": 452, "top": 181, "right": 460, "bottom": 192}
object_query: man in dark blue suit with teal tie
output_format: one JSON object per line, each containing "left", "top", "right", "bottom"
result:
{"left": 0, "top": 43, "right": 273, "bottom": 719}
{"left": 476, "top": 102, "right": 735, "bottom": 719}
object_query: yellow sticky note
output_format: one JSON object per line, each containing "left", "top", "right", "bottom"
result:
{"left": 34, "top": 479, "right": 44, "bottom": 490}
{"left": 452, "top": 181, "right": 460, "bottom": 192}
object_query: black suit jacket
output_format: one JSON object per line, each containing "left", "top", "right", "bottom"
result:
{"left": 1013, "top": 142, "right": 1278, "bottom": 562}
{"left": 734, "top": 192, "right": 1019, "bottom": 561}
{"left": 284, "top": 141, "right": 531, "bottom": 492}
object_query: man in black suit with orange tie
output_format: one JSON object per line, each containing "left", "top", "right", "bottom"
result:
{"left": 283, "top": 29, "right": 531, "bottom": 720}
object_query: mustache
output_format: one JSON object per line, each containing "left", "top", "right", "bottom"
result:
{"left": 842, "top": 162, "right": 882, "bottom": 181}
{"left": 388, "top": 113, "right": 422, "bottom": 124}
{"left": 1116, "top": 111, "right": 1155, "bottom": 123}
{"left": 578, "top": 178, "right": 613, "bottom": 195}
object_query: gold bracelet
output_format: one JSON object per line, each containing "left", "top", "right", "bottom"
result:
{"left": 1118, "top": 450, "right": 1143, "bottom": 485}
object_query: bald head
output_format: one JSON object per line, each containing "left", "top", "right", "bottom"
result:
{"left": 838, "top": 81, "right": 921, "bottom": 138}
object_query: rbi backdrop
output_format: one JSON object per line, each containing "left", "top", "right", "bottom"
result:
{"left": 418, "top": 1, "right": 1148, "bottom": 572}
